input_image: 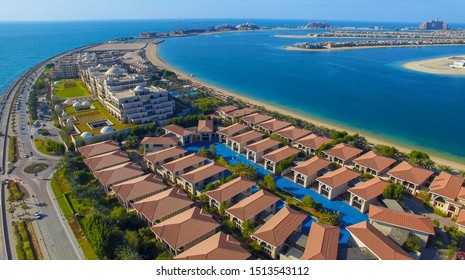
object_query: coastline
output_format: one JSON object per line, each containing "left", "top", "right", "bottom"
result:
{"left": 145, "top": 42, "right": 465, "bottom": 171}
{"left": 285, "top": 44, "right": 465, "bottom": 52}
{"left": 403, "top": 55, "right": 465, "bottom": 76}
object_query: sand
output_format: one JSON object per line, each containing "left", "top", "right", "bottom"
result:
{"left": 403, "top": 55, "right": 465, "bottom": 76}
{"left": 286, "top": 45, "right": 465, "bottom": 53}
{"left": 144, "top": 42, "right": 465, "bottom": 171}
{"left": 86, "top": 42, "right": 148, "bottom": 52}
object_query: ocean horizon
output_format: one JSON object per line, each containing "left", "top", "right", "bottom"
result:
{"left": 2, "top": 19, "right": 465, "bottom": 164}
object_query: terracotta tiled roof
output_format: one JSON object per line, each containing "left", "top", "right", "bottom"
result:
{"left": 348, "top": 177, "right": 390, "bottom": 201}
{"left": 257, "top": 119, "right": 292, "bottom": 132}
{"left": 226, "top": 190, "right": 280, "bottom": 222}
{"left": 111, "top": 174, "right": 168, "bottom": 203}
{"left": 274, "top": 126, "right": 312, "bottom": 141}
{"left": 141, "top": 136, "right": 178, "bottom": 146}
{"left": 179, "top": 162, "right": 226, "bottom": 184}
{"left": 292, "top": 157, "right": 331, "bottom": 177}
{"left": 198, "top": 120, "right": 214, "bottom": 133}
{"left": 205, "top": 177, "right": 255, "bottom": 203}
{"left": 173, "top": 232, "right": 251, "bottom": 260}
{"left": 262, "top": 146, "right": 300, "bottom": 163}
{"left": 164, "top": 124, "right": 194, "bottom": 137}
{"left": 144, "top": 146, "right": 187, "bottom": 164}
{"left": 226, "top": 107, "right": 255, "bottom": 118}
{"left": 216, "top": 105, "right": 238, "bottom": 114}
{"left": 253, "top": 206, "right": 307, "bottom": 248}
{"left": 458, "top": 188, "right": 465, "bottom": 200}
{"left": 295, "top": 134, "right": 332, "bottom": 151}
{"left": 346, "top": 221, "right": 413, "bottom": 260}
{"left": 316, "top": 167, "right": 360, "bottom": 188}
{"left": 429, "top": 172, "right": 465, "bottom": 201}
{"left": 217, "top": 123, "right": 249, "bottom": 136}
{"left": 244, "top": 138, "right": 281, "bottom": 153}
{"left": 132, "top": 188, "right": 194, "bottom": 223}
{"left": 323, "top": 143, "right": 363, "bottom": 161}
{"left": 83, "top": 150, "right": 129, "bottom": 172}
{"left": 161, "top": 154, "right": 207, "bottom": 173}
{"left": 456, "top": 210, "right": 465, "bottom": 227}
{"left": 241, "top": 113, "right": 273, "bottom": 125}
{"left": 78, "top": 140, "right": 120, "bottom": 158}
{"left": 353, "top": 151, "right": 397, "bottom": 173}
{"left": 94, "top": 162, "right": 145, "bottom": 187}
{"left": 150, "top": 207, "right": 220, "bottom": 251}
{"left": 387, "top": 161, "right": 434, "bottom": 186}
{"left": 368, "top": 205, "right": 435, "bottom": 235}
{"left": 301, "top": 222, "right": 340, "bottom": 260}
{"left": 230, "top": 131, "right": 264, "bottom": 144}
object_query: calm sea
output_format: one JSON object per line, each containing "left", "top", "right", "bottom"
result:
{"left": 1, "top": 19, "right": 465, "bottom": 162}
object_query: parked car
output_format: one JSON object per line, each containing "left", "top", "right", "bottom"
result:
{"left": 34, "top": 213, "right": 43, "bottom": 220}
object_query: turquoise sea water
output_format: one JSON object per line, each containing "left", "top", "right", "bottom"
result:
{"left": 1, "top": 19, "right": 465, "bottom": 162}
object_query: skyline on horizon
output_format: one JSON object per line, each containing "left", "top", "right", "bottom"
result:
{"left": 0, "top": 0, "right": 463, "bottom": 23}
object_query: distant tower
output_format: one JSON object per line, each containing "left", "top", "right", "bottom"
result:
{"left": 419, "top": 19, "right": 448, "bottom": 30}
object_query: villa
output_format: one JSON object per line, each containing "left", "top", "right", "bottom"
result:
{"left": 368, "top": 205, "right": 435, "bottom": 248}
{"left": 78, "top": 140, "right": 120, "bottom": 158}
{"left": 178, "top": 162, "right": 227, "bottom": 195}
{"left": 223, "top": 107, "right": 255, "bottom": 122}
{"left": 456, "top": 210, "right": 465, "bottom": 233}
{"left": 428, "top": 171, "right": 465, "bottom": 217}
{"left": 111, "top": 174, "right": 170, "bottom": 209}
{"left": 141, "top": 136, "right": 178, "bottom": 154}
{"left": 173, "top": 232, "right": 251, "bottom": 260}
{"left": 292, "top": 157, "right": 331, "bottom": 188}
{"left": 143, "top": 146, "right": 187, "bottom": 173}
{"left": 164, "top": 124, "right": 194, "bottom": 146}
{"left": 217, "top": 123, "right": 249, "bottom": 145}
{"left": 216, "top": 105, "right": 239, "bottom": 118}
{"left": 93, "top": 162, "right": 145, "bottom": 193}
{"left": 316, "top": 167, "right": 361, "bottom": 200}
{"left": 83, "top": 150, "right": 129, "bottom": 172}
{"left": 244, "top": 138, "right": 281, "bottom": 163}
{"left": 387, "top": 161, "right": 435, "bottom": 195}
{"left": 229, "top": 130, "right": 264, "bottom": 153}
{"left": 322, "top": 143, "right": 364, "bottom": 166}
{"left": 132, "top": 188, "right": 194, "bottom": 226}
{"left": 197, "top": 119, "right": 215, "bottom": 142}
{"left": 256, "top": 119, "right": 293, "bottom": 134}
{"left": 294, "top": 134, "right": 332, "bottom": 155}
{"left": 226, "top": 189, "right": 280, "bottom": 229}
{"left": 240, "top": 113, "right": 273, "bottom": 128}
{"left": 262, "top": 146, "right": 300, "bottom": 174}
{"left": 346, "top": 221, "right": 413, "bottom": 260}
{"left": 252, "top": 206, "right": 307, "bottom": 259}
{"left": 205, "top": 177, "right": 255, "bottom": 209}
{"left": 348, "top": 177, "right": 390, "bottom": 213}
{"left": 159, "top": 154, "right": 208, "bottom": 185}
{"left": 273, "top": 126, "right": 312, "bottom": 144}
{"left": 301, "top": 222, "right": 340, "bottom": 260}
{"left": 353, "top": 151, "right": 397, "bottom": 177}
{"left": 150, "top": 207, "right": 220, "bottom": 256}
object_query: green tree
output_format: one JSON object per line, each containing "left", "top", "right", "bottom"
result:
{"left": 109, "top": 206, "right": 130, "bottom": 229}
{"left": 198, "top": 146, "right": 208, "bottom": 157}
{"left": 319, "top": 211, "right": 341, "bottom": 226}
{"left": 332, "top": 130, "right": 348, "bottom": 140}
{"left": 115, "top": 246, "right": 141, "bottom": 260}
{"left": 156, "top": 251, "right": 173, "bottom": 260}
{"left": 404, "top": 235, "right": 421, "bottom": 252}
{"left": 231, "top": 163, "right": 257, "bottom": 180}
{"left": 219, "top": 202, "right": 226, "bottom": 216}
{"left": 361, "top": 172, "right": 375, "bottom": 182}
{"left": 261, "top": 174, "right": 277, "bottom": 191}
{"left": 248, "top": 241, "right": 261, "bottom": 253}
{"left": 84, "top": 212, "right": 111, "bottom": 259}
{"left": 373, "top": 144, "right": 399, "bottom": 159}
{"left": 393, "top": 184, "right": 405, "bottom": 201}
{"left": 438, "top": 165, "right": 453, "bottom": 173}
{"left": 242, "top": 220, "right": 254, "bottom": 237}
{"left": 123, "top": 135, "right": 139, "bottom": 149}
{"left": 124, "top": 231, "right": 140, "bottom": 250}
{"left": 301, "top": 195, "right": 314, "bottom": 207}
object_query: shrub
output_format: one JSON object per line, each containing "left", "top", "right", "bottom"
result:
{"left": 404, "top": 235, "right": 421, "bottom": 252}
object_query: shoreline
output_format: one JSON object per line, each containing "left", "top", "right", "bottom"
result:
{"left": 285, "top": 44, "right": 465, "bottom": 52}
{"left": 403, "top": 55, "right": 465, "bottom": 76}
{"left": 145, "top": 42, "right": 465, "bottom": 171}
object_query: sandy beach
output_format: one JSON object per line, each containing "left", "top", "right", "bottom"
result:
{"left": 403, "top": 55, "right": 465, "bottom": 76}
{"left": 286, "top": 45, "right": 465, "bottom": 52}
{"left": 145, "top": 42, "right": 465, "bottom": 171}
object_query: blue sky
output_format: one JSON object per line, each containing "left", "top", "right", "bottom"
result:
{"left": 0, "top": 0, "right": 463, "bottom": 23}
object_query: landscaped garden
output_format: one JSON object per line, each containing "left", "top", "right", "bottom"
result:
{"left": 54, "top": 80, "right": 91, "bottom": 98}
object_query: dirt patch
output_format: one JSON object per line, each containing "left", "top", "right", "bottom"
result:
{"left": 64, "top": 83, "right": 77, "bottom": 88}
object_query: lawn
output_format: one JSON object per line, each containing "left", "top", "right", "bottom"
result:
{"left": 65, "top": 101, "right": 134, "bottom": 137}
{"left": 24, "top": 163, "right": 49, "bottom": 174}
{"left": 54, "top": 80, "right": 91, "bottom": 98}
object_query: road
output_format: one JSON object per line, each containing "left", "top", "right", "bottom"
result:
{"left": 0, "top": 63, "right": 84, "bottom": 260}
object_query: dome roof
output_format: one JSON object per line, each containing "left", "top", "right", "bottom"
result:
{"left": 81, "top": 132, "right": 93, "bottom": 138}
{"left": 61, "top": 111, "right": 68, "bottom": 117}
{"left": 63, "top": 99, "right": 72, "bottom": 105}
{"left": 66, "top": 118, "right": 74, "bottom": 123}
{"left": 72, "top": 101, "right": 80, "bottom": 107}
{"left": 105, "top": 66, "right": 126, "bottom": 77}
{"left": 100, "top": 126, "right": 114, "bottom": 134}
{"left": 134, "top": 85, "right": 145, "bottom": 92}
{"left": 54, "top": 81, "right": 61, "bottom": 85}
{"left": 54, "top": 105, "right": 61, "bottom": 110}
{"left": 97, "top": 63, "right": 104, "bottom": 68}
{"left": 82, "top": 101, "right": 90, "bottom": 106}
